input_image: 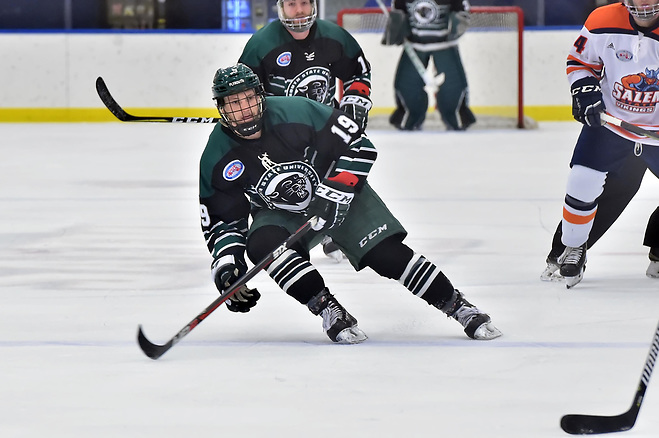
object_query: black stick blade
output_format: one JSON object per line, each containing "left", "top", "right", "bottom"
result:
{"left": 96, "top": 77, "right": 134, "bottom": 121}
{"left": 137, "top": 325, "right": 173, "bottom": 360}
{"left": 560, "top": 412, "right": 636, "bottom": 435}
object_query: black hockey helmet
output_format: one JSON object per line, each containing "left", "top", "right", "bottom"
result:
{"left": 212, "top": 63, "right": 266, "bottom": 137}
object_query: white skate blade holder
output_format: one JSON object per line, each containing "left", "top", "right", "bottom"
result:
{"left": 540, "top": 264, "right": 564, "bottom": 282}
{"left": 565, "top": 272, "right": 584, "bottom": 289}
{"left": 472, "top": 322, "right": 503, "bottom": 340}
{"left": 335, "top": 326, "right": 368, "bottom": 344}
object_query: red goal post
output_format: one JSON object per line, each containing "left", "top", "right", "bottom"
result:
{"left": 337, "top": 6, "right": 529, "bottom": 129}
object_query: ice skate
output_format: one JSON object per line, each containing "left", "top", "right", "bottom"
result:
{"left": 321, "top": 236, "right": 346, "bottom": 263}
{"left": 437, "top": 290, "right": 502, "bottom": 340}
{"left": 540, "top": 247, "right": 564, "bottom": 282}
{"left": 647, "top": 248, "right": 659, "bottom": 279}
{"left": 307, "top": 288, "right": 367, "bottom": 344}
{"left": 559, "top": 244, "right": 587, "bottom": 289}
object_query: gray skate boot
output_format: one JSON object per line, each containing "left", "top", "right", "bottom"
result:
{"left": 559, "top": 244, "right": 587, "bottom": 289}
{"left": 307, "top": 288, "right": 367, "bottom": 344}
{"left": 437, "top": 290, "right": 502, "bottom": 340}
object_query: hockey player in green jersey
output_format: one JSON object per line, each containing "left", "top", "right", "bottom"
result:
{"left": 238, "top": 0, "right": 373, "bottom": 262}
{"left": 239, "top": 0, "right": 372, "bottom": 131}
{"left": 199, "top": 63, "right": 502, "bottom": 343}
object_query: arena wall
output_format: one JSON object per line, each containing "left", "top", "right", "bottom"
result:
{"left": 0, "top": 29, "right": 578, "bottom": 122}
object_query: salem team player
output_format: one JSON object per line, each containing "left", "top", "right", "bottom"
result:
{"left": 238, "top": 0, "right": 372, "bottom": 261}
{"left": 199, "top": 63, "right": 502, "bottom": 343}
{"left": 544, "top": 0, "right": 659, "bottom": 288}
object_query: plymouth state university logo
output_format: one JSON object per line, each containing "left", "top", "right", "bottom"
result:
{"left": 256, "top": 153, "right": 320, "bottom": 212}
{"left": 285, "top": 67, "right": 332, "bottom": 104}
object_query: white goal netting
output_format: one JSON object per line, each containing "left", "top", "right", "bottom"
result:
{"left": 338, "top": 7, "right": 537, "bottom": 130}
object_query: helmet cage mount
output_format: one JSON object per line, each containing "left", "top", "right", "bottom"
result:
{"left": 624, "top": 0, "right": 659, "bottom": 21}
{"left": 277, "top": 0, "right": 317, "bottom": 33}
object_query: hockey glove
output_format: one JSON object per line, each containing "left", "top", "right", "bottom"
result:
{"left": 448, "top": 11, "right": 470, "bottom": 41}
{"left": 381, "top": 9, "right": 409, "bottom": 46}
{"left": 226, "top": 286, "right": 261, "bottom": 313}
{"left": 339, "top": 92, "right": 372, "bottom": 131}
{"left": 571, "top": 76, "right": 605, "bottom": 127}
{"left": 307, "top": 172, "right": 359, "bottom": 231}
{"left": 212, "top": 254, "right": 260, "bottom": 313}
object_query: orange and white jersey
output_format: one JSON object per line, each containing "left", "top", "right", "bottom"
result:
{"left": 567, "top": 3, "right": 659, "bottom": 144}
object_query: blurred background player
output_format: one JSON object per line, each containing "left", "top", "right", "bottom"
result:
{"left": 384, "top": 0, "right": 475, "bottom": 131}
{"left": 238, "top": 0, "right": 373, "bottom": 262}
{"left": 200, "top": 63, "right": 502, "bottom": 343}
{"left": 544, "top": 0, "right": 659, "bottom": 288}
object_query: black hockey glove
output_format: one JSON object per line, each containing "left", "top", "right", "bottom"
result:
{"left": 447, "top": 11, "right": 470, "bottom": 41}
{"left": 212, "top": 255, "right": 260, "bottom": 313}
{"left": 307, "top": 172, "right": 358, "bottom": 231}
{"left": 226, "top": 286, "right": 261, "bottom": 313}
{"left": 339, "top": 92, "right": 372, "bottom": 131}
{"left": 571, "top": 76, "right": 605, "bottom": 127}
{"left": 381, "top": 9, "right": 409, "bottom": 46}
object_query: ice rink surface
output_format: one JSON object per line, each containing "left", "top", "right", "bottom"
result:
{"left": 1, "top": 121, "right": 657, "bottom": 437}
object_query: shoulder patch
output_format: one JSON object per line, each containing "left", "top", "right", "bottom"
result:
{"left": 223, "top": 160, "right": 245, "bottom": 181}
{"left": 277, "top": 52, "right": 292, "bottom": 67}
{"left": 585, "top": 3, "right": 632, "bottom": 32}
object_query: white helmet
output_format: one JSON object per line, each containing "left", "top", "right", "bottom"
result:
{"left": 277, "top": 0, "right": 317, "bottom": 33}
{"left": 624, "top": 0, "right": 659, "bottom": 21}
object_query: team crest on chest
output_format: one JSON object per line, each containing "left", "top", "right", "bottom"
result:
{"left": 285, "top": 67, "right": 332, "bottom": 103}
{"left": 613, "top": 67, "right": 659, "bottom": 113}
{"left": 256, "top": 153, "right": 320, "bottom": 212}
{"left": 408, "top": 0, "right": 442, "bottom": 25}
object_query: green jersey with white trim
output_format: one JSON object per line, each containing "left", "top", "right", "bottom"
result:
{"left": 238, "top": 20, "right": 371, "bottom": 107}
{"left": 199, "top": 96, "right": 376, "bottom": 262}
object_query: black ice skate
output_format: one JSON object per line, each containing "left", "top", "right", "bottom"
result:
{"left": 437, "top": 290, "right": 502, "bottom": 340}
{"left": 321, "top": 236, "right": 345, "bottom": 263}
{"left": 559, "top": 244, "right": 587, "bottom": 289}
{"left": 647, "top": 247, "right": 659, "bottom": 279}
{"left": 307, "top": 288, "right": 367, "bottom": 344}
{"left": 540, "top": 246, "right": 564, "bottom": 282}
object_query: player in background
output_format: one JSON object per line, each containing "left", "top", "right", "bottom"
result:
{"left": 544, "top": 0, "right": 659, "bottom": 288}
{"left": 199, "top": 63, "right": 502, "bottom": 343}
{"left": 238, "top": 0, "right": 372, "bottom": 262}
{"left": 384, "top": 0, "right": 475, "bottom": 131}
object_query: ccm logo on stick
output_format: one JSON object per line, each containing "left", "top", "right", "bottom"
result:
{"left": 172, "top": 117, "right": 216, "bottom": 123}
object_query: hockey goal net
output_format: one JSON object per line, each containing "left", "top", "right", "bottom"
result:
{"left": 338, "top": 6, "right": 534, "bottom": 129}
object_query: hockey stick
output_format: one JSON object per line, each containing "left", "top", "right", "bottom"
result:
{"left": 601, "top": 113, "right": 659, "bottom": 142}
{"left": 137, "top": 216, "right": 318, "bottom": 360}
{"left": 560, "top": 320, "right": 659, "bottom": 435}
{"left": 96, "top": 76, "right": 221, "bottom": 123}
{"left": 374, "top": 0, "right": 445, "bottom": 94}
